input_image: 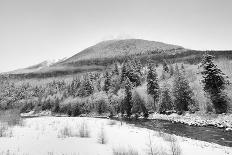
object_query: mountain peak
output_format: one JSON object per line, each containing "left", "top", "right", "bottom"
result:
{"left": 63, "top": 39, "right": 184, "bottom": 64}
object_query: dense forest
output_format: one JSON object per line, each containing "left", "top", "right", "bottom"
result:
{"left": 0, "top": 53, "right": 231, "bottom": 118}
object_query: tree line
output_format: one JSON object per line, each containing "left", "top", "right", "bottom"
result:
{"left": 0, "top": 53, "right": 230, "bottom": 117}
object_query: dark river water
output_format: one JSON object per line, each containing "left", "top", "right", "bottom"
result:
{"left": 113, "top": 118, "right": 232, "bottom": 147}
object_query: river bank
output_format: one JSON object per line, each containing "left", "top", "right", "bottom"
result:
{"left": 149, "top": 112, "right": 232, "bottom": 131}
{"left": 20, "top": 110, "right": 232, "bottom": 130}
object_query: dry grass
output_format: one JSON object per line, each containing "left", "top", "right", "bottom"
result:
{"left": 0, "top": 109, "right": 22, "bottom": 138}
{"left": 0, "top": 109, "right": 22, "bottom": 126}
{"left": 0, "top": 124, "right": 13, "bottom": 137}
{"left": 108, "top": 120, "right": 117, "bottom": 126}
{"left": 157, "top": 132, "right": 182, "bottom": 155}
{"left": 78, "top": 121, "right": 90, "bottom": 138}
{"left": 58, "top": 126, "right": 73, "bottom": 138}
{"left": 112, "top": 147, "right": 139, "bottom": 155}
{"left": 146, "top": 133, "right": 169, "bottom": 155}
{"left": 97, "top": 126, "right": 107, "bottom": 144}
{"left": 170, "top": 140, "right": 182, "bottom": 155}
{"left": 0, "top": 124, "right": 8, "bottom": 137}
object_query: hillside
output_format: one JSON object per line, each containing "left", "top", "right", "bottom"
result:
{"left": 4, "top": 39, "right": 232, "bottom": 78}
{"left": 61, "top": 39, "right": 184, "bottom": 64}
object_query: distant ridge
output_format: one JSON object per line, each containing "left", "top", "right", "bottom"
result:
{"left": 4, "top": 39, "right": 232, "bottom": 78}
{"left": 61, "top": 39, "right": 184, "bottom": 64}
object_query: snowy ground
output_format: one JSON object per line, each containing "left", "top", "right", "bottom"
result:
{"left": 0, "top": 117, "right": 232, "bottom": 155}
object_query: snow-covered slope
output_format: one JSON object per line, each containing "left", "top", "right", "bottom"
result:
{"left": 7, "top": 58, "right": 67, "bottom": 74}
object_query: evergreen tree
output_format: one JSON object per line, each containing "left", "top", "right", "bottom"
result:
{"left": 113, "top": 62, "right": 119, "bottom": 75}
{"left": 78, "top": 75, "right": 94, "bottom": 97}
{"left": 201, "top": 54, "right": 229, "bottom": 114}
{"left": 121, "top": 60, "right": 141, "bottom": 87}
{"left": 147, "top": 61, "right": 159, "bottom": 110}
{"left": 52, "top": 97, "right": 60, "bottom": 113}
{"left": 134, "top": 59, "right": 143, "bottom": 76}
{"left": 103, "top": 71, "right": 111, "bottom": 93}
{"left": 124, "top": 77, "right": 133, "bottom": 117}
{"left": 174, "top": 64, "right": 179, "bottom": 75}
{"left": 163, "top": 60, "right": 169, "bottom": 73}
{"left": 132, "top": 91, "right": 148, "bottom": 118}
{"left": 173, "top": 69, "right": 195, "bottom": 113}
{"left": 169, "top": 64, "right": 174, "bottom": 76}
{"left": 121, "top": 62, "right": 128, "bottom": 83}
{"left": 181, "top": 64, "right": 185, "bottom": 74}
{"left": 158, "top": 84, "right": 173, "bottom": 114}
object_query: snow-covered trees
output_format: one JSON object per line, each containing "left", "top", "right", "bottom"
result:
{"left": 113, "top": 63, "right": 119, "bottom": 75}
{"left": 121, "top": 60, "right": 141, "bottom": 87}
{"left": 163, "top": 60, "right": 169, "bottom": 73}
{"left": 201, "top": 54, "right": 229, "bottom": 114}
{"left": 147, "top": 61, "right": 159, "bottom": 110}
{"left": 123, "top": 78, "right": 133, "bottom": 117}
{"left": 103, "top": 71, "right": 111, "bottom": 93}
{"left": 158, "top": 84, "right": 173, "bottom": 114}
{"left": 173, "top": 66, "right": 195, "bottom": 113}
{"left": 78, "top": 75, "right": 94, "bottom": 97}
{"left": 132, "top": 90, "right": 148, "bottom": 118}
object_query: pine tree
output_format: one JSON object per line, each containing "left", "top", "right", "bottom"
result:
{"left": 173, "top": 69, "right": 195, "bottom": 113}
{"left": 174, "top": 64, "right": 179, "bottom": 75}
{"left": 169, "top": 64, "right": 174, "bottom": 76}
{"left": 158, "top": 84, "right": 173, "bottom": 114}
{"left": 113, "top": 62, "right": 119, "bottom": 75}
{"left": 84, "top": 76, "right": 94, "bottom": 96}
{"left": 134, "top": 59, "right": 143, "bottom": 76}
{"left": 181, "top": 64, "right": 185, "bottom": 74}
{"left": 163, "top": 60, "right": 169, "bottom": 73}
{"left": 124, "top": 77, "right": 133, "bottom": 117}
{"left": 78, "top": 75, "right": 94, "bottom": 97}
{"left": 121, "top": 62, "right": 128, "bottom": 83}
{"left": 103, "top": 71, "right": 111, "bottom": 93}
{"left": 132, "top": 91, "right": 148, "bottom": 118}
{"left": 147, "top": 61, "right": 159, "bottom": 110}
{"left": 121, "top": 60, "right": 141, "bottom": 87}
{"left": 201, "top": 54, "right": 229, "bottom": 114}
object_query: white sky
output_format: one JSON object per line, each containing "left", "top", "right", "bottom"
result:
{"left": 0, "top": 0, "right": 232, "bottom": 72}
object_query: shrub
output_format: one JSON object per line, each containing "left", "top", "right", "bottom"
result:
{"left": 78, "top": 121, "right": 90, "bottom": 138}
{"left": 59, "top": 103, "right": 72, "bottom": 115}
{"left": 147, "top": 133, "right": 169, "bottom": 155}
{"left": 91, "top": 92, "right": 109, "bottom": 114}
{"left": 41, "top": 97, "right": 52, "bottom": 110}
{"left": 58, "top": 126, "right": 72, "bottom": 138}
{"left": 0, "top": 124, "right": 8, "bottom": 137}
{"left": 71, "top": 102, "right": 82, "bottom": 116}
{"left": 170, "top": 140, "right": 182, "bottom": 155}
{"left": 51, "top": 98, "right": 60, "bottom": 113}
{"left": 112, "top": 147, "right": 139, "bottom": 155}
{"left": 20, "top": 101, "right": 34, "bottom": 113}
{"left": 97, "top": 126, "right": 107, "bottom": 144}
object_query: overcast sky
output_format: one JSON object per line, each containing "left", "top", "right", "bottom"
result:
{"left": 0, "top": 0, "right": 232, "bottom": 72}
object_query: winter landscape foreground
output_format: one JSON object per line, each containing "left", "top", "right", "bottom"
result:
{"left": 0, "top": 116, "right": 232, "bottom": 155}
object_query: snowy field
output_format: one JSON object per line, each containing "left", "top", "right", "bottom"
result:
{"left": 0, "top": 117, "right": 232, "bottom": 155}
